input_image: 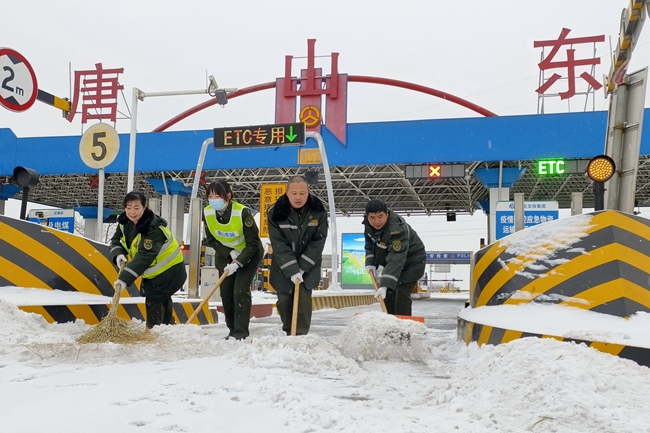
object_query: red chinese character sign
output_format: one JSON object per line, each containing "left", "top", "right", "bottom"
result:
{"left": 68, "top": 63, "right": 124, "bottom": 123}
{"left": 276, "top": 39, "right": 348, "bottom": 146}
{"left": 534, "top": 28, "right": 604, "bottom": 100}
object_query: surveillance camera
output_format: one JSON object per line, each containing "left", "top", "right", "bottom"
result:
{"left": 214, "top": 89, "right": 228, "bottom": 105}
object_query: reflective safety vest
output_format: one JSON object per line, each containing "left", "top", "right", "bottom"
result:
{"left": 120, "top": 225, "right": 183, "bottom": 279}
{"left": 204, "top": 201, "right": 247, "bottom": 251}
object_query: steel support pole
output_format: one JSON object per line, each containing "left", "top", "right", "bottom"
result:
{"left": 96, "top": 168, "right": 104, "bottom": 242}
{"left": 514, "top": 193, "right": 524, "bottom": 232}
{"left": 618, "top": 68, "right": 648, "bottom": 213}
{"left": 127, "top": 87, "right": 139, "bottom": 193}
{"left": 306, "top": 131, "right": 340, "bottom": 291}
{"left": 605, "top": 84, "right": 627, "bottom": 210}
{"left": 185, "top": 137, "right": 213, "bottom": 298}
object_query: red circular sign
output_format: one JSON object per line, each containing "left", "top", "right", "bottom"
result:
{"left": 0, "top": 48, "right": 38, "bottom": 112}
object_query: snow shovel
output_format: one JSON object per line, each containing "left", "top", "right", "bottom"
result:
{"left": 290, "top": 279, "right": 301, "bottom": 336}
{"left": 369, "top": 269, "right": 424, "bottom": 324}
{"left": 185, "top": 267, "right": 230, "bottom": 325}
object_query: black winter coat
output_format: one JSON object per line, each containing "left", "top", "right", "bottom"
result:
{"left": 110, "top": 209, "right": 186, "bottom": 303}
{"left": 364, "top": 211, "right": 426, "bottom": 289}
{"left": 268, "top": 194, "right": 328, "bottom": 294}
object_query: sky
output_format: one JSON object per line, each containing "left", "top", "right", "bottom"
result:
{"left": 0, "top": 0, "right": 644, "bottom": 136}
{"left": 3, "top": 0, "right": 650, "bottom": 286}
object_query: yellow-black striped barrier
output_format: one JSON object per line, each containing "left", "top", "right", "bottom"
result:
{"left": 18, "top": 299, "right": 218, "bottom": 326}
{"left": 458, "top": 317, "right": 650, "bottom": 367}
{"left": 462, "top": 210, "right": 650, "bottom": 366}
{"left": 471, "top": 210, "right": 650, "bottom": 318}
{"left": 312, "top": 294, "right": 378, "bottom": 311}
{"left": 0, "top": 214, "right": 216, "bottom": 325}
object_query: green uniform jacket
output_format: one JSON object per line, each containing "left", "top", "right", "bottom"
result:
{"left": 203, "top": 201, "right": 264, "bottom": 271}
{"left": 268, "top": 194, "right": 328, "bottom": 294}
{"left": 110, "top": 209, "right": 186, "bottom": 303}
{"left": 364, "top": 211, "right": 426, "bottom": 289}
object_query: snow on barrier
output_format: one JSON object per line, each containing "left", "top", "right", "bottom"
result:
{"left": 459, "top": 210, "right": 650, "bottom": 367}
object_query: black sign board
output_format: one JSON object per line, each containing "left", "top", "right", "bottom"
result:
{"left": 214, "top": 122, "right": 306, "bottom": 149}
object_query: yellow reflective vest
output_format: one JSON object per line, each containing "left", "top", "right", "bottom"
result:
{"left": 120, "top": 224, "right": 183, "bottom": 279}
{"left": 204, "top": 201, "right": 247, "bottom": 251}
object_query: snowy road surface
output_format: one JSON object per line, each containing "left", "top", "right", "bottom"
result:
{"left": 2, "top": 291, "right": 650, "bottom": 433}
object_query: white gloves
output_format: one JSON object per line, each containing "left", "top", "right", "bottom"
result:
{"left": 290, "top": 271, "right": 304, "bottom": 285}
{"left": 113, "top": 279, "right": 127, "bottom": 293}
{"left": 116, "top": 254, "right": 128, "bottom": 268}
{"left": 365, "top": 265, "right": 376, "bottom": 273}
{"left": 224, "top": 262, "right": 239, "bottom": 276}
{"left": 374, "top": 286, "right": 387, "bottom": 300}
{"left": 230, "top": 250, "right": 241, "bottom": 260}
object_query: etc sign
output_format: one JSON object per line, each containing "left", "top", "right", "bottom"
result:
{"left": 537, "top": 159, "right": 590, "bottom": 177}
{"left": 538, "top": 159, "right": 565, "bottom": 176}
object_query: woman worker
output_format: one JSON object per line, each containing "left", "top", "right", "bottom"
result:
{"left": 203, "top": 180, "right": 263, "bottom": 340}
{"left": 110, "top": 190, "right": 187, "bottom": 331}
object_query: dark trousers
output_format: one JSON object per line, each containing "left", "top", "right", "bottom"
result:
{"left": 220, "top": 263, "right": 256, "bottom": 339}
{"left": 385, "top": 281, "right": 415, "bottom": 316}
{"left": 276, "top": 285, "right": 312, "bottom": 336}
{"left": 145, "top": 296, "right": 175, "bottom": 329}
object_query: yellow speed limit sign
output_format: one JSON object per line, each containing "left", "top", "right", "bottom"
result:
{"left": 79, "top": 123, "right": 120, "bottom": 169}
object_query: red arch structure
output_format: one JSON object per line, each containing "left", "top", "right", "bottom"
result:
{"left": 152, "top": 76, "right": 498, "bottom": 133}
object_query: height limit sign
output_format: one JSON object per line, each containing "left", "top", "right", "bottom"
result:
{"left": 0, "top": 48, "right": 38, "bottom": 112}
{"left": 214, "top": 122, "right": 306, "bottom": 149}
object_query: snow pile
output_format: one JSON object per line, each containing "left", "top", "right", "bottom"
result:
{"left": 235, "top": 334, "right": 363, "bottom": 376}
{"left": 0, "top": 298, "right": 228, "bottom": 365}
{"left": 0, "top": 298, "right": 52, "bottom": 344}
{"left": 337, "top": 312, "right": 430, "bottom": 362}
{"left": 435, "top": 337, "right": 650, "bottom": 431}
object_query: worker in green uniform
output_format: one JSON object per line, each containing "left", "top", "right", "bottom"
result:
{"left": 363, "top": 199, "right": 426, "bottom": 316}
{"left": 110, "top": 191, "right": 187, "bottom": 331}
{"left": 268, "top": 175, "right": 328, "bottom": 335}
{"left": 203, "top": 180, "right": 263, "bottom": 340}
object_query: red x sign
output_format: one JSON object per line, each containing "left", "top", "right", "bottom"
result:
{"left": 428, "top": 164, "right": 441, "bottom": 178}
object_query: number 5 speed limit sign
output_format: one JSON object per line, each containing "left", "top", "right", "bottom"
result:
{"left": 0, "top": 48, "right": 38, "bottom": 112}
{"left": 79, "top": 123, "right": 120, "bottom": 169}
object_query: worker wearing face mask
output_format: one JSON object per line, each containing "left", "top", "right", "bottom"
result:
{"left": 203, "top": 180, "right": 263, "bottom": 340}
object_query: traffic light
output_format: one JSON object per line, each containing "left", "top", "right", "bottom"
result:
{"left": 405, "top": 164, "right": 465, "bottom": 179}
{"left": 586, "top": 155, "right": 615, "bottom": 183}
{"left": 180, "top": 242, "right": 190, "bottom": 252}
{"left": 587, "top": 155, "right": 616, "bottom": 211}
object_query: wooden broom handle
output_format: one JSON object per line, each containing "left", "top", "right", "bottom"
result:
{"left": 290, "top": 280, "right": 301, "bottom": 336}
{"left": 369, "top": 269, "right": 388, "bottom": 313}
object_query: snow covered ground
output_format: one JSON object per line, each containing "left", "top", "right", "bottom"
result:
{"left": 1, "top": 291, "right": 650, "bottom": 433}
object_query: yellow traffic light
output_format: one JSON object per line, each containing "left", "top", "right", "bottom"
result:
{"left": 586, "top": 155, "right": 615, "bottom": 183}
